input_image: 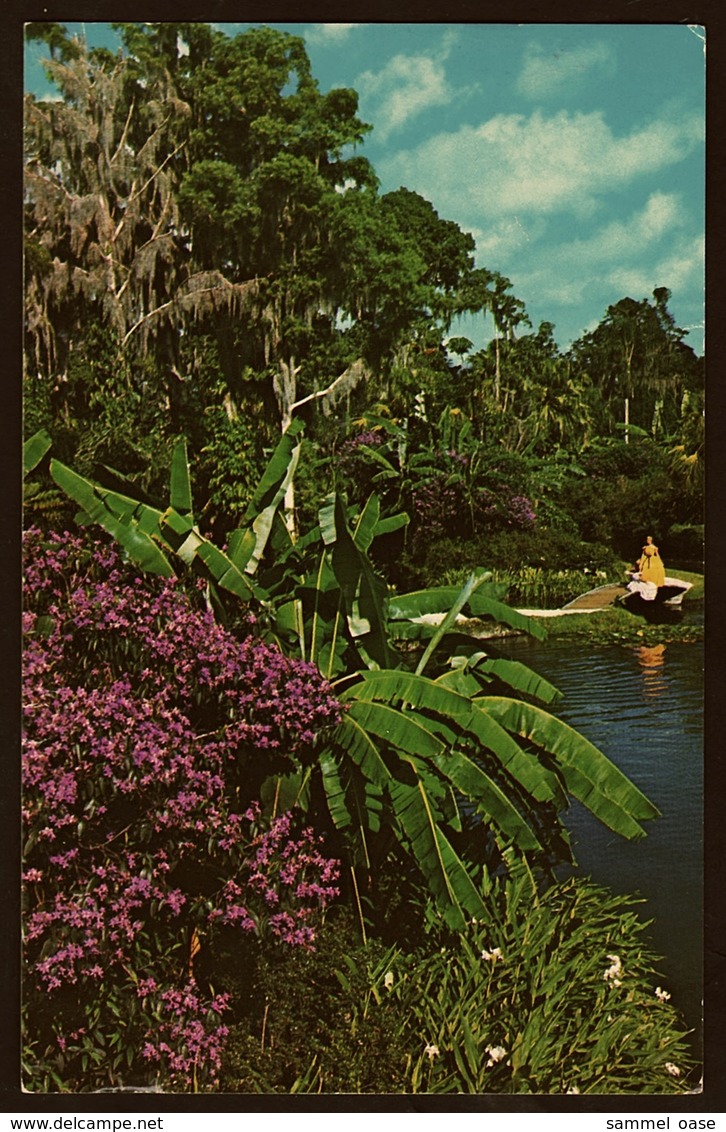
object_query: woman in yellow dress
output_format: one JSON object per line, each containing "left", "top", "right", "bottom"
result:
{"left": 637, "top": 535, "right": 666, "bottom": 588}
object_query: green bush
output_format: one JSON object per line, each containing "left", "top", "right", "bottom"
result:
{"left": 215, "top": 875, "right": 697, "bottom": 1094}
{"left": 411, "top": 530, "right": 620, "bottom": 593}
{"left": 665, "top": 524, "right": 704, "bottom": 568}
{"left": 390, "top": 873, "right": 696, "bottom": 1094}
{"left": 215, "top": 914, "right": 410, "bottom": 1094}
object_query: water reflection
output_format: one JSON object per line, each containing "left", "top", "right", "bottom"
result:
{"left": 494, "top": 637, "right": 703, "bottom": 1054}
{"left": 633, "top": 642, "right": 668, "bottom": 698}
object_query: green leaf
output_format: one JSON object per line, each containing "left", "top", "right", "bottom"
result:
{"left": 332, "top": 713, "right": 394, "bottom": 788}
{"left": 344, "top": 670, "right": 565, "bottom": 808}
{"left": 169, "top": 437, "right": 193, "bottom": 520}
{"left": 415, "top": 571, "right": 493, "bottom": 676}
{"left": 467, "top": 597, "right": 547, "bottom": 639}
{"left": 449, "top": 654, "right": 562, "bottom": 704}
{"left": 372, "top": 511, "right": 409, "bottom": 538}
{"left": 156, "top": 508, "right": 260, "bottom": 601}
{"left": 319, "top": 493, "right": 394, "bottom": 669}
{"left": 427, "top": 746, "right": 543, "bottom": 850}
{"left": 388, "top": 585, "right": 546, "bottom": 640}
{"left": 346, "top": 699, "right": 445, "bottom": 761}
{"left": 242, "top": 419, "right": 304, "bottom": 574}
{"left": 480, "top": 696, "right": 660, "bottom": 838}
{"left": 23, "top": 429, "right": 52, "bottom": 476}
{"left": 320, "top": 752, "right": 382, "bottom": 868}
{"left": 387, "top": 775, "right": 488, "bottom": 928}
{"left": 50, "top": 460, "right": 175, "bottom": 577}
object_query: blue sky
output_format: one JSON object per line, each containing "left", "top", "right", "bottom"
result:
{"left": 25, "top": 21, "right": 706, "bottom": 353}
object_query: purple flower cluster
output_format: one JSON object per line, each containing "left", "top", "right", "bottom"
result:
{"left": 505, "top": 494, "right": 537, "bottom": 530}
{"left": 22, "top": 528, "right": 343, "bottom": 1089}
{"left": 410, "top": 476, "right": 463, "bottom": 554}
{"left": 138, "top": 981, "right": 231, "bottom": 1088}
{"left": 340, "top": 430, "right": 384, "bottom": 453}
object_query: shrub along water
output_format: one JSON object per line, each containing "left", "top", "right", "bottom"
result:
{"left": 214, "top": 871, "right": 696, "bottom": 1094}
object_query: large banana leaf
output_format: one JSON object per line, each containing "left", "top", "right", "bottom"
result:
{"left": 23, "top": 429, "right": 52, "bottom": 476}
{"left": 345, "top": 699, "right": 445, "bottom": 761}
{"left": 239, "top": 419, "right": 304, "bottom": 575}
{"left": 319, "top": 751, "right": 383, "bottom": 870}
{"left": 50, "top": 460, "right": 175, "bottom": 577}
{"left": 414, "top": 570, "right": 494, "bottom": 676}
{"left": 425, "top": 746, "right": 544, "bottom": 850}
{"left": 479, "top": 696, "right": 660, "bottom": 838}
{"left": 332, "top": 713, "right": 394, "bottom": 788}
{"left": 168, "top": 438, "right": 194, "bottom": 521}
{"left": 319, "top": 493, "right": 395, "bottom": 669}
{"left": 388, "top": 585, "right": 502, "bottom": 619}
{"left": 160, "top": 508, "right": 259, "bottom": 601}
{"left": 388, "top": 585, "right": 547, "bottom": 641}
{"left": 350, "top": 495, "right": 409, "bottom": 554}
{"left": 439, "top": 653, "right": 562, "bottom": 705}
{"left": 342, "top": 670, "right": 565, "bottom": 808}
{"left": 52, "top": 458, "right": 261, "bottom": 601}
{"left": 386, "top": 776, "right": 488, "bottom": 929}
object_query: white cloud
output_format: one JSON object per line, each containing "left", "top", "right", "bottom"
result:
{"left": 379, "top": 108, "right": 703, "bottom": 223}
{"left": 517, "top": 41, "right": 616, "bottom": 99}
{"left": 305, "top": 23, "right": 360, "bottom": 46}
{"left": 355, "top": 33, "right": 464, "bottom": 141}
{"left": 512, "top": 197, "right": 703, "bottom": 337}
{"left": 606, "top": 234, "right": 704, "bottom": 297}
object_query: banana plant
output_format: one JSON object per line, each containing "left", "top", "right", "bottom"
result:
{"left": 45, "top": 424, "right": 661, "bottom": 930}
{"left": 49, "top": 420, "right": 306, "bottom": 604}
{"left": 241, "top": 484, "right": 659, "bottom": 929}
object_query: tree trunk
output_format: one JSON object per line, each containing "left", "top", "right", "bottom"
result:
{"left": 272, "top": 356, "right": 301, "bottom": 538}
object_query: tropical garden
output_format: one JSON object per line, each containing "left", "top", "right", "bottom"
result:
{"left": 22, "top": 22, "right": 704, "bottom": 1094}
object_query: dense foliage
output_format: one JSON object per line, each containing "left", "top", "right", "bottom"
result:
{"left": 23, "top": 21, "right": 703, "bottom": 1096}
{"left": 215, "top": 874, "right": 695, "bottom": 1095}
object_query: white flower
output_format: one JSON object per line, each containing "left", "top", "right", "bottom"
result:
{"left": 384, "top": 971, "right": 394, "bottom": 991}
{"left": 665, "top": 1062, "right": 681, "bottom": 1077}
{"left": 566, "top": 1086, "right": 580, "bottom": 1095}
{"left": 485, "top": 1044, "right": 507, "bottom": 1067}
{"left": 655, "top": 986, "right": 671, "bottom": 1002}
{"left": 604, "top": 954, "right": 624, "bottom": 983}
{"left": 424, "top": 1043, "right": 440, "bottom": 1061}
{"left": 481, "top": 947, "right": 504, "bottom": 962}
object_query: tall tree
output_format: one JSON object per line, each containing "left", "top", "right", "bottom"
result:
{"left": 457, "top": 269, "right": 530, "bottom": 406}
{"left": 568, "top": 290, "right": 699, "bottom": 441}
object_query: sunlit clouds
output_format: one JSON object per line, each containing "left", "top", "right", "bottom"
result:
{"left": 516, "top": 40, "right": 616, "bottom": 100}
{"left": 305, "top": 23, "right": 360, "bottom": 46}
{"left": 354, "top": 31, "right": 469, "bottom": 142}
{"left": 379, "top": 109, "right": 703, "bottom": 222}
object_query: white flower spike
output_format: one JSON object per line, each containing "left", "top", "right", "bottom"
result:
{"left": 424, "top": 1043, "right": 440, "bottom": 1061}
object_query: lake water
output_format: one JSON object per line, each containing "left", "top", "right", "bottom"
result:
{"left": 495, "top": 634, "right": 704, "bottom": 1056}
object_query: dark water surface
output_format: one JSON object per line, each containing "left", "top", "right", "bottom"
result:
{"left": 496, "top": 634, "right": 704, "bottom": 1054}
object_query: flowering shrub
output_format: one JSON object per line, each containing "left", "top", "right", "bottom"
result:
{"left": 22, "top": 528, "right": 342, "bottom": 1091}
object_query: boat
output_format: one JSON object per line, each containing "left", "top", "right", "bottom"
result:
{"left": 618, "top": 573, "right": 693, "bottom": 610}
